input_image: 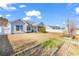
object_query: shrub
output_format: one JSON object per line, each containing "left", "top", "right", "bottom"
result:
{"left": 38, "top": 26, "right": 46, "bottom": 33}
{"left": 38, "top": 22, "right": 46, "bottom": 33}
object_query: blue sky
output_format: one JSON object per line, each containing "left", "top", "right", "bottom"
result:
{"left": 0, "top": 3, "right": 79, "bottom": 27}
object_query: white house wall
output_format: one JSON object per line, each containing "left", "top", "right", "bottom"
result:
{"left": 4, "top": 23, "right": 11, "bottom": 34}
{"left": 0, "top": 23, "right": 11, "bottom": 35}
{"left": 0, "top": 27, "right": 4, "bottom": 35}
{"left": 23, "top": 24, "right": 27, "bottom": 32}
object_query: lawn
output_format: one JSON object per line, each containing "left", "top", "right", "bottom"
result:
{"left": 9, "top": 33, "right": 79, "bottom": 56}
{"left": 8, "top": 33, "right": 63, "bottom": 52}
{"left": 41, "top": 38, "right": 62, "bottom": 48}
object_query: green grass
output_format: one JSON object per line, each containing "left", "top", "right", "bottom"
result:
{"left": 41, "top": 38, "right": 62, "bottom": 48}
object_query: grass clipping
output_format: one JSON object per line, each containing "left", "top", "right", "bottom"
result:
{"left": 41, "top": 38, "right": 62, "bottom": 48}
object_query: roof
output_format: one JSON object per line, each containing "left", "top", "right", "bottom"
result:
{"left": 11, "top": 19, "right": 39, "bottom": 26}
{"left": 49, "top": 26, "right": 61, "bottom": 29}
{"left": 46, "top": 25, "right": 65, "bottom": 29}
{"left": 11, "top": 19, "right": 29, "bottom": 24}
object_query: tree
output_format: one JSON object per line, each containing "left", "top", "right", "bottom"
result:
{"left": 66, "top": 19, "right": 76, "bottom": 39}
{"left": 38, "top": 22, "right": 46, "bottom": 33}
{"left": 0, "top": 17, "right": 8, "bottom": 26}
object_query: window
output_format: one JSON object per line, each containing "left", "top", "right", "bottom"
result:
{"left": 27, "top": 25, "right": 30, "bottom": 31}
{"left": 16, "top": 25, "right": 23, "bottom": 31}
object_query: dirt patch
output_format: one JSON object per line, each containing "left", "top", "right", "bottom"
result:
{"left": 8, "top": 33, "right": 63, "bottom": 52}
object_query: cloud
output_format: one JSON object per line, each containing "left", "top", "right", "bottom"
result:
{"left": 0, "top": 3, "right": 16, "bottom": 10}
{"left": 0, "top": 15, "right": 3, "bottom": 17}
{"left": 9, "top": 6, "right": 16, "bottom": 10}
{"left": 6, "top": 14, "right": 11, "bottom": 17}
{"left": 75, "top": 6, "right": 79, "bottom": 14}
{"left": 23, "top": 17, "right": 31, "bottom": 20}
{"left": 37, "top": 16, "right": 42, "bottom": 19}
{"left": 25, "top": 10, "right": 42, "bottom": 19}
{"left": 19, "top": 5, "right": 26, "bottom": 8}
{"left": 23, "top": 10, "right": 42, "bottom": 20}
{"left": 26, "top": 10, "right": 41, "bottom": 17}
{"left": 0, "top": 3, "right": 9, "bottom": 9}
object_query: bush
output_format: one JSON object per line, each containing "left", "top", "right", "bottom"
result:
{"left": 38, "top": 26, "right": 46, "bottom": 33}
{"left": 0, "top": 17, "right": 8, "bottom": 26}
{"left": 38, "top": 22, "right": 46, "bottom": 33}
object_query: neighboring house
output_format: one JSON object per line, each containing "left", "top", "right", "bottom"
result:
{"left": 0, "top": 19, "right": 38, "bottom": 34}
{"left": 45, "top": 25, "right": 64, "bottom": 33}
{"left": 0, "top": 23, "right": 11, "bottom": 35}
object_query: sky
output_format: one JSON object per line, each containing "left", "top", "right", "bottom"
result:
{"left": 0, "top": 3, "right": 79, "bottom": 27}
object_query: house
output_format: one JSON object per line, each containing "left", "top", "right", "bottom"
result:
{"left": 0, "top": 23, "right": 11, "bottom": 35}
{"left": 45, "top": 25, "right": 64, "bottom": 33}
{"left": 0, "top": 19, "right": 39, "bottom": 35}
{"left": 0, "top": 17, "right": 10, "bottom": 35}
{"left": 11, "top": 19, "right": 39, "bottom": 34}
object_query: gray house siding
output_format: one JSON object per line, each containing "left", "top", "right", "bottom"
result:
{"left": 11, "top": 20, "right": 26, "bottom": 34}
{"left": 11, "top": 20, "right": 37, "bottom": 34}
